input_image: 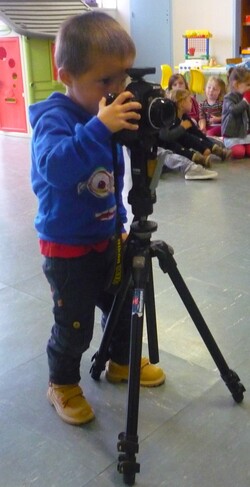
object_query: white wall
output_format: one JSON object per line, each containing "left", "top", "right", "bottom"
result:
{"left": 117, "top": 0, "right": 235, "bottom": 67}
{"left": 116, "top": 0, "right": 130, "bottom": 31}
{"left": 172, "top": 0, "right": 234, "bottom": 66}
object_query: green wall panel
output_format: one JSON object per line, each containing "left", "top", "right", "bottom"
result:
{"left": 22, "top": 36, "right": 65, "bottom": 105}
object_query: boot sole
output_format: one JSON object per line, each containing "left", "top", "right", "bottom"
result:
{"left": 105, "top": 372, "right": 166, "bottom": 387}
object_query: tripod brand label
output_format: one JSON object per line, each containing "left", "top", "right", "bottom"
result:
{"left": 132, "top": 288, "right": 144, "bottom": 317}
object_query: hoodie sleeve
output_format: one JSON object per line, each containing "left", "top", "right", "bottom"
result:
{"left": 158, "top": 122, "right": 186, "bottom": 143}
{"left": 222, "top": 93, "right": 249, "bottom": 117}
{"left": 31, "top": 109, "right": 114, "bottom": 190}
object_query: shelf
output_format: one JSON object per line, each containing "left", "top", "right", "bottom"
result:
{"left": 241, "top": 1, "right": 250, "bottom": 53}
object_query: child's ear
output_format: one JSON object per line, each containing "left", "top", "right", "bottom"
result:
{"left": 232, "top": 80, "right": 238, "bottom": 90}
{"left": 58, "top": 68, "right": 73, "bottom": 87}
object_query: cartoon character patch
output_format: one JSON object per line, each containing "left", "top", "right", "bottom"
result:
{"left": 77, "top": 168, "right": 116, "bottom": 221}
{"left": 77, "top": 168, "right": 114, "bottom": 198}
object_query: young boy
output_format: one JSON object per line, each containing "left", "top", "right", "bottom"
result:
{"left": 29, "top": 12, "right": 165, "bottom": 426}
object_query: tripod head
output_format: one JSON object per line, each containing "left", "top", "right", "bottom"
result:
{"left": 127, "top": 140, "right": 159, "bottom": 221}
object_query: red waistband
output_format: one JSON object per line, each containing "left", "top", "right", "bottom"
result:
{"left": 39, "top": 239, "right": 109, "bottom": 258}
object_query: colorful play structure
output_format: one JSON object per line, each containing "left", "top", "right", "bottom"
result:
{"left": 178, "top": 30, "right": 214, "bottom": 74}
{"left": 183, "top": 30, "right": 213, "bottom": 60}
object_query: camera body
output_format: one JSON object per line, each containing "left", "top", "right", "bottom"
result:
{"left": 108, "top": 67, "right": 176, "bottom": 147}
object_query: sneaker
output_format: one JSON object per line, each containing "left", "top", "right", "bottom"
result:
{"left": 185, "top": 164, "right": 218, "bottom": 180}
{"left": 212, "top": 144, "right": 231, "bottom": 160}
{"left": 47, "top": 383, "right": 95, "bottom": 425}
{"left": 105, "top": 357, "right": 166, "bottom": 387}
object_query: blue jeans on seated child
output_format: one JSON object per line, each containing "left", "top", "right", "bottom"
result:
{"left": 43, "top": 243, "right": 132, "bottom": 385}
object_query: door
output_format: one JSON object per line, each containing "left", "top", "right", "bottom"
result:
{"left": 130, "top": 0, "right": 172, "bottom": 84}
{"left": 0, "top": 37, "right": 27, "bottom": 133}
{"left": 233, "top": 0, "right": 242, "bottom": 56}
{"left": 23, "top": 37, "right": 65, "bottom": 105}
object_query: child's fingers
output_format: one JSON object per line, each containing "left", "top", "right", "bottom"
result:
{"left": 111, "top": 91, "right": 142, "bottom": 111}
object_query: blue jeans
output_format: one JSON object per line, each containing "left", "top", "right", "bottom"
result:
{"left": 43, "top": 243, "right": 132, "bottom": 384}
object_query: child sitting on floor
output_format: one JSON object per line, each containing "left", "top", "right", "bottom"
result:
{"left": 167, "top": 73, "right": 199, "bottom": 124}
{"left": 222, "top": 67, "right": 250, "bottom": 159}
{"left": 158, "top": 89, "right": 231, "bottom": 168}
{"left": 199, "top": 76, "right": 226, "bottom": 136}
{"left": 159, "top": 148, "right": 218, "bottom": 180}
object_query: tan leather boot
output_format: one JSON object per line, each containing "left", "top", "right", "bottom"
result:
{"left": 47, "top": 383, "right": 95, "bottom": 425}
{"left": 105, "top": 357, "right": 165, "bottom": 387}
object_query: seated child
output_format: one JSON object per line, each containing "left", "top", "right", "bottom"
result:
{"left": 158, "top": 89, "right": 231, "bottom": 167}
{"left": 158, "top": 148, "right": 218, "bottom": 180}
{"left": 222, "top": 66, "right": 250, "bottom": 159}
{"left": 167, "top": 73, "right": 199, "bottom": 124}
{"left": 199, "top": 76, "right": 226, "bottom": 136}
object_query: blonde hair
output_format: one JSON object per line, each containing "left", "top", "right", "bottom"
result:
{"left": 167, "top": 88, "right": 191, "bottom": 105}
{"left": 206, "top": 76, "right": 226, "bottom": 100}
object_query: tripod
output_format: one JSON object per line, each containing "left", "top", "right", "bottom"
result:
{"left": 90, "top": 141, "right": 246, "bottom": 486}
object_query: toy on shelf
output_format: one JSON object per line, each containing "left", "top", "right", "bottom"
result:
{"left": 209, "top": 56, "right": 217, "bottom": 67}
{"left": 183, "top": 30, "right": 212, "bottom": 60}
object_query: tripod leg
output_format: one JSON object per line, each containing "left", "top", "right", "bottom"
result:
{"left": 90, "top": 269, "right": 132, "bottom": 380}
{"left": 118, "top": 252, "right": 152, "bottom": 486}
{"left": 151, "top": 240, "right": 246, "bottom": 403}
{"left": 117, "top": 291, "right": 143, "bottom": 485}
{"left": 145, "top": 261, "right": 159, "bottom": 364}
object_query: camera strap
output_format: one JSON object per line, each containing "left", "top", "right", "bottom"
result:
{"left": 104, "top": 139, "right": 124, "bottom": 294}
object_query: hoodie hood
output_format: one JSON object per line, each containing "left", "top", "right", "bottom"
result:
{"left": 29, "top": 92, "right": 92, "bottom": 129}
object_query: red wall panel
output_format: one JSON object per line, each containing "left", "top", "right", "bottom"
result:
{"left": 0, "top": 37, "right": 27, "bottom": 133}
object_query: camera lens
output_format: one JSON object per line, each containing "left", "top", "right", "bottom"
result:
{"left": 148, "top": 98, "right": 176, "bottom": 130}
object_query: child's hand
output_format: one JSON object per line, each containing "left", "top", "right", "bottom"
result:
{"left": 97, "top": 92, "right": 142, "bottom": 133}
{"left": 181, "top": 119, "right": 192, "bottom": 130}
{"left": 243, "top": 90, "right": 250, "bottom": 104}
{"left": 210, "top": 115, "right": 221, "bottom": 123}
{"left": 121, "top": 232, "right": 128, "bottom": 242}
{"left": 198, "top": 119, "right": 206, "bottom": 133}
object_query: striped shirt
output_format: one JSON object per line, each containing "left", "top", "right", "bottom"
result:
{"left": 199, "top": 99, "right": 223, "bottom": 126}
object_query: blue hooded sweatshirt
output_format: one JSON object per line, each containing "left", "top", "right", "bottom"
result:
{"left": 29, "top": 92, "right": 127, "bottom": 245}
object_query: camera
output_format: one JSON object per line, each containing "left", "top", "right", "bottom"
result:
{"left": 107, "top": 67, "right": 176, "bottom": 147}
{"left": 107, "top": 68, "right": 176, "bottom": 219}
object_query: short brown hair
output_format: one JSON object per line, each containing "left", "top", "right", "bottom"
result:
{"left": 168, "top": 74, "right": 189, "bottom": 91}
{"left": 228, "top": 66, "right": 250, "bottom": 88}
{"left": 55, "top": 11, "right": 136, "bottom": 76}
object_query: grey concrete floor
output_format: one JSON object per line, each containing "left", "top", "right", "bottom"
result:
{"left": 0, "top": 133, "right": 249, "bottom": 487}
